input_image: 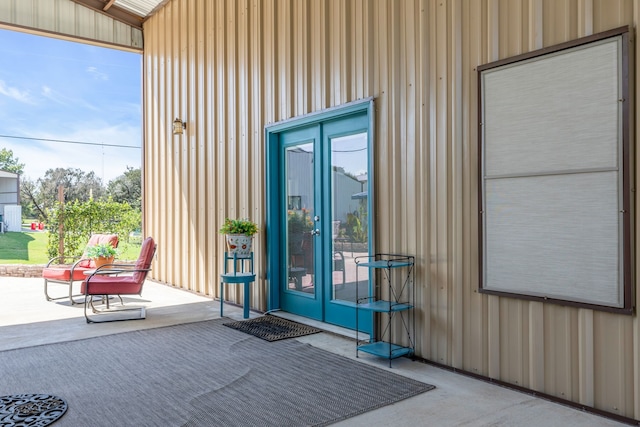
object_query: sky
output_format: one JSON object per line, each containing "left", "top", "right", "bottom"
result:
{"left": 0, "top": 29, "right": 141, "bottom": 183}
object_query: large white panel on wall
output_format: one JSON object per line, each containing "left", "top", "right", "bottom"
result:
{"left": 479, "top": 30, "right": 628, "bottom": 310}
{"left": 485, "top": 172, "right": 620, "bottom": 306}
{"left": 483, "top": 39, "right": 619, "bottom": 176}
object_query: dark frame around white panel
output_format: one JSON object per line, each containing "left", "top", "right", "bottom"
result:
{"left": 477, "top": 26, "right": 632, "bottom": 313}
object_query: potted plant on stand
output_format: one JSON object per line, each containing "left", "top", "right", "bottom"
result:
{"left": 219, "top": 217, "right": 259, "bottom": 256}
{"left": 86, "top": 243, "right": 118, "bottom": 269}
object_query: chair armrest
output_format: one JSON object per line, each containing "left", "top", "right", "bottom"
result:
{"left": 70, "top": 257, "right": 94, "bottom": 271}
{"left": 45, "top": 255, "right": 82, "bottom": 268}
{"left": 100, "top": 263, "right": 137, "bottom": 269}
{"left": 87, "top": 264, "right": 151, "bottom": 279}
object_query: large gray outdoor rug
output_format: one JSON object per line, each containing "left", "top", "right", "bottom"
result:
{"left": 0, "top": 319, "right": 434, "bottom": 426}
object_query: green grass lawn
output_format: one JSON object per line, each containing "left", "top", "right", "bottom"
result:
{"left": 0, "top": 232, "right": 141, "bottom": 264}
{"left": 0, "top": 232, "right": 49, "bottom": 264}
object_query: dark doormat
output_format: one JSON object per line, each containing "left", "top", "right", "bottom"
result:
{"left": 0, "top": 394, "right": 67, "bottom": 426}
{"left": 223, "top": 315, "right": 322, "bottom": 341}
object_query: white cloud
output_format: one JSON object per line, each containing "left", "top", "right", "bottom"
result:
{"left": 0, "top": 80, "right": 35, "bottom": 104}
{"left": 40, "top": 85, "right": 68, "bottom": 106}
{"left": 86, "top": 66, "right": 109, "bottom": 81}
{"left": 40, "top": 85, "right": 101, "bottom": 111}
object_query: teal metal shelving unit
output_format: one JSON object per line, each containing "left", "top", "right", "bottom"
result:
{"left": 355, "top": 253, "right": 415, "bottom": 367}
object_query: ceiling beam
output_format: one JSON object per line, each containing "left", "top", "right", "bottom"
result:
{"left": 103, "top": 0, "right": 116, "bottom": 11}
{"left": 70, "top": 0, "right": 144, "bottom": 29}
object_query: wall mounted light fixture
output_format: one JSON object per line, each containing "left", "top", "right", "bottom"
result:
{"left": 173, "top": 118, "right": 187, "bottom": 135}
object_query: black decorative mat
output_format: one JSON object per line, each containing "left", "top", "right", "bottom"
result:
{"left": 0, "top": 394, "right": 67, "bottom": 426}
{"left": 223, "top": 315, "right": 322, "bottom": 341}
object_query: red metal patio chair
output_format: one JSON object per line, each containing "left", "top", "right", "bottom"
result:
{"left": 81, "top": 236, "right": 156, "bottom": 323}
{"left": 42, "top": 233, "right": 119, "bottom": 304}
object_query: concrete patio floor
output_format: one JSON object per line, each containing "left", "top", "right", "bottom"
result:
{"left": 0, "top": 276, "right": 631, "bottom": 426}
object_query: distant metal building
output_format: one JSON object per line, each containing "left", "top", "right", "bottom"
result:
{"left": 0, "top": 169, "right": 19, "bottom": 232}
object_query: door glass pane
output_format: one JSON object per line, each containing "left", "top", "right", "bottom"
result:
{"left": 285, "top": 142, "right": 315, "bottom": 294}
{"left": 330, "top": 132, "right": 369, "bottom": 303}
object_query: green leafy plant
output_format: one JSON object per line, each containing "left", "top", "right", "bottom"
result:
{"left": 46, "top": 198, "right": 141, "bottom": 259}
{"left": 86, "top": 243, "right": 118, "bottom": 259}
{"left": 346, "top": 205, "right": 368, "bottom": 243}
{"left": 219, "top": 218, "right": 259, "bottom": 236}
{"left": 287, "top": 209, "right": 313, "bottom": 234}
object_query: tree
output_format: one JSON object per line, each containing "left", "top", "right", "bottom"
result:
{"left": 41, "top": 168, "right": 105, "bottom": 203}
{"left": 0, "top": 148, "right": 25, "bottom": 174}
{"left": 20, "top": 178, "right": 42, "bottom": 219}
{"left": 20, "top": 167, "right": 106, "bottom": 222}
{"left": 107, "top": 166, "right": 141, "bottom": 210}
{"left": 46, "top": 198, "right": 141, "bottom": 258}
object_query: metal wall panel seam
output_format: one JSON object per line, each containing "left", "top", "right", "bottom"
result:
{"left": 578, "top": 0, "right": 594, "bottom": 36}
{"left": 414, "top": 0, "right": 429, "bottom": 359}
{"left": 159, "top": 7, "right": 169, "bottom": 284}
{"left": 376, "top": 0, "right": 390, "bottom": 259}
{"left": 402, "top": 0, "right": 421, "bottom": 351}
{"left": 426, "top": 0, "right": 439, "bottom": 362}
{"left": 529, "top": 302, "right": 545, "bottom": 391}
{"left": 160, "top": 4, "right": 170, "bottom": 285}
{"left": 460, "top": 0, "right": 476, "bottom": 374}
{"left": 0, "top": 0, "right": 16, "bottom": 23}
{"left": 485, "top": 0, "right": 501, "bottom": 381}
{"left": 194, "top": 0, "right": 208, "bottom": 295}
{"left": 37, "top": 0, "right": 55, "bottom": 31}
{"left": 577, "top": 310, "right": 595, "bottom": 405}
{"left": 468, "top": 1, "right": 486, "bottom": 378}
{"left": 166, "top": 5, "right": 176, "bottom": 285}
{"left": 174, "top": 0, "right": 184, "bottom": 288}
{"left": 634, "top": 2, "right": 640, "bottom": 419}
{"left": 204, "top": 0, "right": 215, "bottom": 296}
{"left": 238, "top": 0, "right": 251, "bottom": 304}
{"left": 180, "top": 0, "right": 189, "bottom": 289}
{"left": 576, "top": 0, "right": 597, "bottom": 372}
{"left": 15, "top": 0, "right": 34, "bottom": 28}
{"left": 527, "top": 0, "right": 545, "bottom": 394}
{"left": 449, "top": 0, "right": 465, "bottom": 370}
{"left": 214, "top": 0, "right": 225, "bottom": 291}
{"left": 249, "top": 0, "right": 263, "bottom": 305}
{"left": 435, "top": 0, "right": 450, "bottom": 366}
{"left": 147, "top": 8, "right": 159, "bottom": 281}
{"left": 186, "top": 0, "right": 198, "bottom": 293}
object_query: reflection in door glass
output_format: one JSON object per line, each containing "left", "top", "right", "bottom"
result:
{"left": 285, "top": 143, "right": 315, "bottom": 294}
{"left": 330, "top": 132, "right": 369, "bottom": 303}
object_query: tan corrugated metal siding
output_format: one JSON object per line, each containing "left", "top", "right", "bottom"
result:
{"left": 143, "top": 0, "right": 639, "bottom": 420}
{"left": 0, "top": 0, "right": 143, "bottom": 50}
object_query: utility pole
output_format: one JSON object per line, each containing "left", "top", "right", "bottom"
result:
{"left": 58, "top": 184, "right": 64, "bottom": 258}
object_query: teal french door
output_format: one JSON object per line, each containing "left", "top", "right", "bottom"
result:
{"left": 266, "top": 100, "right": 373, "bottom": 332}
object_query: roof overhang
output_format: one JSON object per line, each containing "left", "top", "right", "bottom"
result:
{"left": 0, "top": 170, "right": 19, "bottom": 179}
{"left": 70, "top": 0, "right": 169, "bottom": 29}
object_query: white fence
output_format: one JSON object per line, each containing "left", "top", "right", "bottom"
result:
{"left": 3, "top": 205, "right": 22, "bottom": 232}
